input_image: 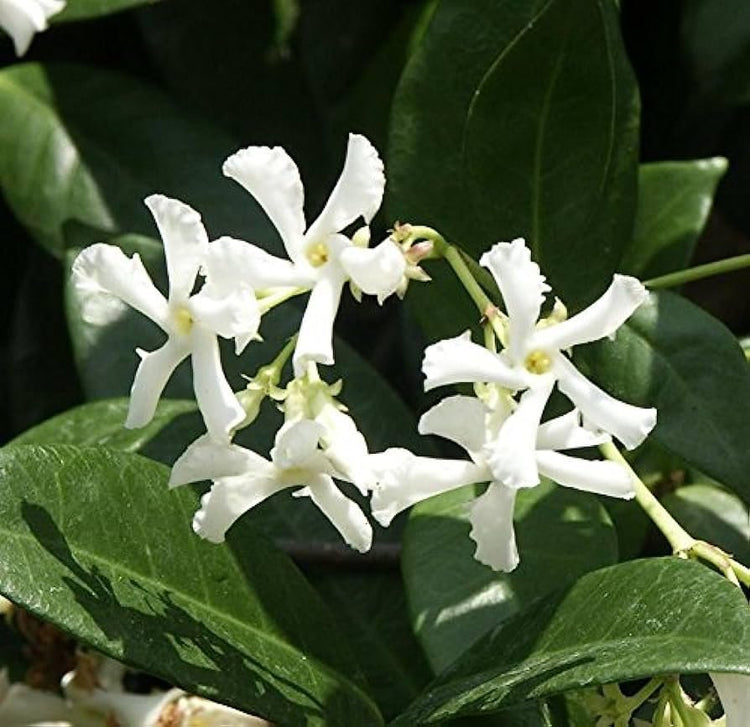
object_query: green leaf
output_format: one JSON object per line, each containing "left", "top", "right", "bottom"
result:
{"left": 622, "top": 158, "right": 727, "bottom": 279}
{"left": 54, "top": 0, "right": 161, "bottom": 22}
{"left": 663, "top": 484, "right": 750, "bottom": 563}
{"left": 0, "top": 63, "right": 273, "bottom": 258}
{"left": 575, "top": 291, "right": 750, "bottom": 505}
{"left": 402, "top": 480, "right": 618, "bottom": 674}
{"left": 391, "top": 558, "right": 750, "bottom": 725}
{"left": 389, "top": 0, "right": 639, "bottom": 341}
{"left": 0, "top": 444, "right": 382, "bottom": 727}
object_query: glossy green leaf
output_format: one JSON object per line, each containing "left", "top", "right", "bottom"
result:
{"left": 0, "top": 444, "right": 382, "bottom": 727}
{"left": 391, "top": 558, "right": 750, "bottom": 725}
{"left": 402, "top": 480, "right": 618, "bottom": 674}
{"left": 389, "top": 0, "right": 639, "bottom": 342}
{"left": 663, "top": 484, "right": 750, "bottom": 563}
{"left": 622, "top": 158, "right": 727, "bottom": 278}
{"left": 576, "top": 291, "right": 750, "bottom": 505}
{"left": 54, "top": 0, "right": 161, "bottom": 22}
{"left": 0, "top": 63, "right": 274, "bottom": 258}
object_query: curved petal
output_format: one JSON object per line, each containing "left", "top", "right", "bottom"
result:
{"left": 480, "top": 239, "right": 550, "bottom": 365}
{"left": 193, "top": 472, "right": 286, "bottom": 543}
{"left": 0, "top": 0, "right": 55, "bottom": 55}
{"left": 555, "top": 355, "right": 657, "bottom": 450}
{"left": 369, "top": 448, "right": 488, "bottom": 527}
{"left": 206, "top": 236, "right": 313, "bottom": 290}
{"left": 535, "top": 409, "right": 609, "bottom": 451}
{"left": 190, "top": 328, "right": 245, "bottom": 439}
{"left": 469, "top": 483, "right": 519, "bottom": 572}
{"left": 422, "top": 331, "right": 530, "bottom": 392}
{"left": 126, "top": 338, "right": 190, "bottom": 429}
{"left": 169, "top": 435, "right": 266, "bottom": 488}
{"left": 189, "top": 282, "right": 260, "bottom": 349}
{"left": 71, "top": 243, "right": 170, "bottom": 330}
{"left": 418, "top": 395, "right": 488, "bottom": 458}
{"left": 293, "top": 271, "right": 346, "bottom": 376}
{"left": 535, "top": 451, "right": 634, "bottom": 498}
{"left": 711, "top": 672, "right": 750, "bottom": 727}
{"left": 485, "top": 377, "right": 555, "bottom": 488}
{"left": 532, "top": 275, "right": 648, "bottom": 352}
{"left": 222, "top": 145, "right": 306, "bottom": 263}
{"left": 296, "top": 475, "right": 373, "bottom": 552}
{"left": 0, "top": 676, "right": 73, "bottom": 724}
{"left": 305, "top": 134, "right": 385, "bottom": 242}
{"left": 271, "top": 419, "right": 325, "bottom": 470}
{"left": 144, "top": 195, "right": 208, "bottom": 304}
{"left": 338, "top": 239, "right": 405, "bottom": 304}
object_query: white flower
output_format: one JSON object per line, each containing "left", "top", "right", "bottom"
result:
{"left": 222, "top": 133, "right": 405, "bottom": 375}
{"left": 711, "top": 672, "right": 750, "bottom": 727}
{"left": 423, "top": 238, "right": 656, "bottom": 489}
{"left": 72, "top": 194, "right": 260, "bottom": 440}
{"left": 170, "top": 378, "right": 374, "bottom": 552}
{"left": 0, "top": 0, "right": 65, "bottom": 56}
{"left": 370, "top": 393, "right": 632, "bottom": 571}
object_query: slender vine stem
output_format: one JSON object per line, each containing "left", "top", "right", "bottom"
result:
{"left": 645, "top": 253, "right": 750, "bottom": 289}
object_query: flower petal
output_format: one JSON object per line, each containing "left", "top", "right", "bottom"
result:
{"left": 535, "top": 409, "right": 609, "bottom": 451}
{"left": 555, "top": 354, "right": 657, "bottom": 449}
{"left": 480, "top": 239, "right": 550, "bottom": 365}
{"left": 338, "top": 239, "right": 406, "bottom": 304}
{"left": 169, "top": 435, "right": 265, "bottom": 488}
{"left": 418, "top": 395, "right": 488, "bottom": 458}
{"left": 369, "top": 448, "right": 488, "bottom": 526}
{"left": 422, "top": 331, "right": 530, "bottom": 392}
{"left": 190, "top": 327, "right": 245, "bottom": 438}
{"left": 469, "top": 483, "right": 519, "bottom": 572}
{"left": 144, "top": 195, "right": 208, "bottom": 304}
{"left": 126, "top": 338, "right": 190, "bottom": 429}
{"left": 189, "top": 282, "right": 260, "bottom": 351}
{"left": 535, "top": 451, "right": 634, "bottom": 498}
{"left": 485, "top": 377, "right": 554, "bottom": 488}
{"left": 71, "top": 243, "right": 170, "bottom": 330}
{"left": 271, "top": 419, "right": 325, "bottom": 470}
{"left": 193, "top": 471, "right": 285, "bottom": 543}
{"left": 0, "top": 0, "right": 63, "bottom": 56}
{"left": 532, "top": 274, "right": 648, "bottom": 352}
{"left": 711, "top": 672, "right": 750, "bottom": 727}
{"left": 305, "top": 133, "right": 385, "bottom": 241}
{"left": 295, "top": 475, "right": 372, "bottom": 552}
{"left": 293, "top": 270, "right": 346, "bottom": 376}
{"left": 222, "top": 145, "right": 307, "bottom": 263}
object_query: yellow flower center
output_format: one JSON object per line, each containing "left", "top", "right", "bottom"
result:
{"left": 173, "top": 306, "right": 194, "bottom": 336}
{"left": 524, "top": 349, "right": 552, "bottom": 375}
{"left": 306, "top": 241, "right": 330, "bottom": 268}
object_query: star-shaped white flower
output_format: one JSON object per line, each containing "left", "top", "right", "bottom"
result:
{"left": 72, "top": 194, "right": 260, "bottom": 439}
{"left": 423, "top": 238, "right": 656, "bottom": 490}
{"left": 0, "top": 0, "right": 65, "bottom": 55}
{"left": 370, "top": 393, "right": 633, "bottom": 571}
{"left": 221, "top": 133, "right": 406, "bottom": 376}
{"left": 170, "top": 391, "right": 375, "bottom": 552}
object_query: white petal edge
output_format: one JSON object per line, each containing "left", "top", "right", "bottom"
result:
{"left": 480, "top": 239, "right": 550, "bottom": 365}
{"left": 296, "top": 475, "right": 373, "bottom": 552}
{"left": 369, "top": 448, "right": 488, "bottom": 527}
{"left": 555, "top": 354, "right": 657, "bottom": 450}
{"left": 222, "top": 145, "right": 307, "bottom": 263}
{"left": 339, "top": 239, "right": 406, "bottom": 304}
{"left": 535, "top": 451, "right": 634, "bottom": 498}
{"left": 469, "top": 483, "right": 519, "bottom": 572}
{"left": 305, "top": 133, "right": 385, "bottom": 242}
{"left": 532, "top": 274, "right": 648, "bottom": 352}
{"left": 418, "top": 395, "right": 488, "bottom": 459}
{"left": 126, "top": 338, "right": 190, "bottom": 429}
{"left": 71, "top": 243, "right": 170, "bottom": 330}
{"left": 144, "top": 194, "right": 208, "bottom": 304}
{"left": 189, "top": 282, "right": 260, "bottom": 346}
{"left": 711, "top": 672, "right": 750, "bottom": 727}
{"left": 271, "top": 419, "right": 325, "bottom": 470}
{"left": 535, "top": 409, "right": 610, "bottom": 451}
{"left": 0, "top": 0, "right": 64, "bottom": 56}
{"left": 422, "top": 331, "right": 530, "bottom": 392}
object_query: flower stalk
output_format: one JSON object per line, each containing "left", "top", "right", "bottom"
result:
{"left": 645, "top": 253, "right": 750, "bottom": 289}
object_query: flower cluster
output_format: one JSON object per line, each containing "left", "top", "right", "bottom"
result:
{"left": 72, "top": 135, "right": 655, "bottom": 573}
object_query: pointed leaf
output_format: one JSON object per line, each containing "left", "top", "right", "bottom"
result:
{"left": 54, "top": 0, "right": 162, "bottom": 22}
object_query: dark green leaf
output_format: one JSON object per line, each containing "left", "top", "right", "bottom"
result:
{"left": 402, "top": 480, "right": 617, "bottom": 674}
{"left": 391, "top": 558, "right": 750, "bottom": 725}
{"left": 54, "top": 0, "right": 161, "bottom": 22}
{"left": 0, "top": 63, "right": 274, "bottom": 258}
{"left": 389, "top": 0, "right": 639, "bottom": 342}
{"left": 622, "top": 158, "right": 727, "bottom": 278}
{"left": 0, "top": 444, "right": 382, "bottom": 727}
{"left": 576, "top": 290, "right": 750, "bottom": 505}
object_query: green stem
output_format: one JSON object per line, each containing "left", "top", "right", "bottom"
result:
{"left": 624, "top": 676, "right": 664, "bottom": 712}
{"left": 666, "top": 679, "right": 692, "bottom": 727}
{"left": 258, "top": 285, "right": 307, "bottom": 314}
{"left": 645, "top": 254, "right": 750, "bottom": 289}
{"left": 600, "top": 441, "right": 750, "bottom": 587}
